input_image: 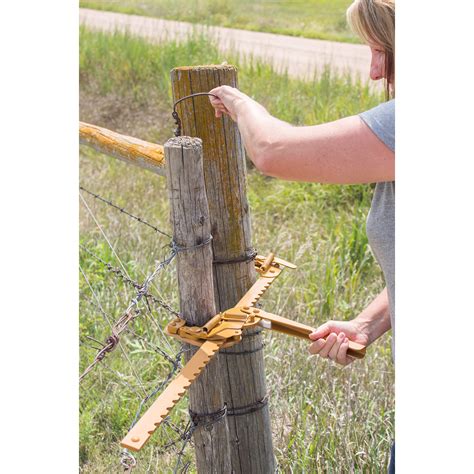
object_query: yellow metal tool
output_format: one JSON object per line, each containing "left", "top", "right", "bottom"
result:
{"left": 120, "top": 253, "right": 366, "bottom": 452}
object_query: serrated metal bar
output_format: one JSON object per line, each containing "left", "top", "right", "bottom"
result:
{"left": 236, "top": 274, "right": 278, "bottom": 307}
{"left": 120, "top": 340, "right": 223, "bottom": 452}
{"left": 120, "top": 253, "right": 297, "bottom": 452}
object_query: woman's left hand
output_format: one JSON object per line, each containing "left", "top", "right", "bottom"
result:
{"left": 308, "top": 320, "right": 369, "bottom": 366}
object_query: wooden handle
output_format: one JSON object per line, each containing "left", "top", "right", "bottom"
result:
{"left": 342, "top": 340, "right": 366, "bottom": 359}
{"left": 256, "top": 310, "right": 366, "bottom": 359}
{"left": 283, "top": 327, "right": 365, "bottom": 359}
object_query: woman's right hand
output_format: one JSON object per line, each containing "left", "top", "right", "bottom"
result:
{"left": 308, "top": 320, "right": 369, "bottom": 366}
{"left": 208, "top": 85, "right": 268, "bottom": 122}
{"left": 208, "top": 85, "right": 249, "bottom": 121}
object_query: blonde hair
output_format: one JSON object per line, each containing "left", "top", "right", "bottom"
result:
{"left": 346, "top": 0, "right": 395, "bottom": 99}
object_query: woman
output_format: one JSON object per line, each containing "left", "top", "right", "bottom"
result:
{"left": 209, "top": 0, "right": 395, "bottom": 471}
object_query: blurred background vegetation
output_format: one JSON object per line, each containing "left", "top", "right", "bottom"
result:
{"left": 80, "top": 0, "right": 358, "bottom": 43}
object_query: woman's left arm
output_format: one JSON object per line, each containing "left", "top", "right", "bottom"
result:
{"left": 209, "top": 85, "right": 394, "bottom": 184}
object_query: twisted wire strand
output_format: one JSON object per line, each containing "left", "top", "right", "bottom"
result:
{"left": 79, "top": 246, "right": 178, "bottom": 381}
{"left": 79, "top": 235, "right": 213, "bottom": 381}
{"left": 80, "top": 185, "right": 172, "bottom": 238}
{"left": 79, "top": 183, "right": 219, "bottom": 469}
{"left": 80, "top": 190, "right": 133, "bottom": 281}
{"left": 79, "top": 264, "right": 147, "bottom": 391}
{"left": 80, "top": 243, "right": 181, "bottom": 317}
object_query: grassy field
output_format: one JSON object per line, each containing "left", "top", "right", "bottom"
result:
{"left": 80, "top": 0, "right": 359, "bottom": 43}
{"left": 79, "top": 27, "right": 393, "bottom": 473}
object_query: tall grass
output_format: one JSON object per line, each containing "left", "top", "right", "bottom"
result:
{"left": 80, "top": 0, "right": 358, "bottom": 43}
{"left": 79, "top": 25, "right": 379, "bottom": 131}
{"left": 80, "top": 27, "right": 393, "bottom": 473}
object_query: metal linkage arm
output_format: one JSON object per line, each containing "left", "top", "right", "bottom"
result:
{"left": 120, "top": 252, "right": 366, "bottom": 453}
{"left": 120, "top": 253, "right": 290, "bottom": 451}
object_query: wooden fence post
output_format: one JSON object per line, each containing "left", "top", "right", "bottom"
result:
{"left": 165, "top": 136, "right": 232, "bottom": 473}
{"left": 171, "top": 66, "right": 275, "bottom": 473}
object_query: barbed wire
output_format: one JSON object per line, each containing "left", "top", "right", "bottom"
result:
{"left": 80, "top": 185, "right": 172, "bottom": 238}
{"left": 116, "top": 345, "right": 192, "bottom": 473}
{"left": 79, "top": 243, "right": 179, "bottom": 381}
{"left": 80, "top": 243, "right": 181, "bottom": 317}
{"left": 117, "top": 344, "right": 199, "bottom": 472}
{"left": 80, "top": 191, "right": 135, "bottom": 282}
{"left": 79, "top": 185, "right": 216, "bottom": 472}
{"left": 80, "top": 335, "right": 193, "bottom": 462}
{"left": 79, "top": 172, "right": 393, "bottom": 473}
{"left": 173, "top": 421, "right": 196, "bottom": 474}
{"left": 128, "top": 348, "right": 184, "bottom": 430}
{"left": 79, "top": 265, "right": 148, "bottom": 392}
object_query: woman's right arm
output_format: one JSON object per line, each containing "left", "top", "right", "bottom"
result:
{"left": 308, "top": 288, "right": 392, "bottom": 365}
{"left": 209, "top": 85, "right": 394, "bottom": 184}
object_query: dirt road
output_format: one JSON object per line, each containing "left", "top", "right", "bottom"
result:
{"left": 80, "top": 8, "right": 373, "bottom": 82}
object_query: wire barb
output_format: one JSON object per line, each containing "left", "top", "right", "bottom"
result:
{"left": 79, "top": 245, "right": 179, "bottom": 381}
{"left": 80, "top": 243, "right": 181, "bottom": 317}
{"left": 79, "top": 186, "right": 172, "bottom": 238}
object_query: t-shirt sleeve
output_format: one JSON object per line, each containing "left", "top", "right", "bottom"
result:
{"left": 359, "top": 99, "right": 395, "bottom": 152}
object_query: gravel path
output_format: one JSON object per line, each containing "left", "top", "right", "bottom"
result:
{"left": 80, "top": 8, "right": 373, "bottom": 82}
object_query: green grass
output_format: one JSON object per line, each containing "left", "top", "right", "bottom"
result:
{"left": 80, "top": 27, "right": 393, "bottom": 473}
{"left": 80, "top": 0, "right": 359, "bottom": 43}
{"left": 79, "top": 26, "right": 376, "bottom": 133}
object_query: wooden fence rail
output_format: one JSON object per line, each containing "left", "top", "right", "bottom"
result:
{"left": 79, "top": 121, "right": 166, "bottom": 176}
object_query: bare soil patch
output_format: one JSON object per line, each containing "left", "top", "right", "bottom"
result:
{"left": 80, "top": 88, "right": 174, "bottom": 144}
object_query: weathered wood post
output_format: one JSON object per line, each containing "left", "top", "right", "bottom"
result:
{"left": 165, "top": 136, "right": 232, "bottom": 473}
{"left": 171, "top": 66, "right": 275, "bottom": 473}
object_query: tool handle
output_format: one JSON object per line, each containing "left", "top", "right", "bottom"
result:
{"left": 257, "top": 310, "right": 366, "bottom": 359}
{"left": 318, "top": 334, "right": 365, "bottom": 359}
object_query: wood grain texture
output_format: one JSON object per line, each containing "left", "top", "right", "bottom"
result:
{"left": 165, "top": 136, "right": 232, "bottom": 473}
{"left": 171, "top": 66, "right": 275, "bottom": 473}
{"left": 80, "top": 121, "right": 166, "bottom": 176}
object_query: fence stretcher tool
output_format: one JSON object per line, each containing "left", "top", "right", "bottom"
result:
{"left": 120, "top": 253, "right": 366, "bottom": 452}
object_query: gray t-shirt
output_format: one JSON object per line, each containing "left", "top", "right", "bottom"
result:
{"left": 359, "top": 100, "right": 395, "bottom": 351}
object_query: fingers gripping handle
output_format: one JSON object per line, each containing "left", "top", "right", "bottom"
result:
{"left": 323, "top": 335, "right": 365, "bottom": 359}
{"left": 257, "top": 310, "right": 366, "bottom": 359}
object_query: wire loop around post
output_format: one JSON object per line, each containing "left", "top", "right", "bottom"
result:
{"left": 170, "top": 235, "right": 213, "bottom": 254}
{"left": 172, "top": 93, "right": 219, "bottom": 137}
{"left": 188, "top": 404, "right": 228, "bottom": 432}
